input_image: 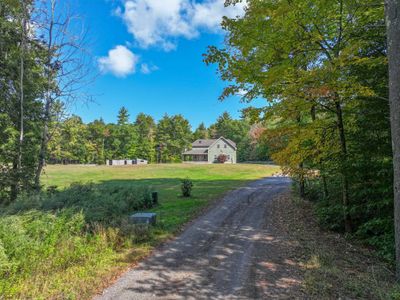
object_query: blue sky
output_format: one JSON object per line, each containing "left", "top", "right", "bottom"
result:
{"left": 66, "top": 0, "right": 264, "bottom": 128}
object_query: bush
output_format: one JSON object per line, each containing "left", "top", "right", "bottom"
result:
{"left": 217, "top": 154, "right": 227, "bottom": 163}
{"left": 6, "top": 183, "right": 155, "bottom": 226}
{"left": 0, "top": 182, "right": 157, "bottom": 298}
{"left": 0, "top": 210, "right": 99, "bottom": 297}
{"left": 181, "top": 179, "right": 193, "bottom": 197}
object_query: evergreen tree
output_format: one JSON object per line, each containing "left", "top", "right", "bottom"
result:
{"left": 209, "top": 112, "right": 251, "bottom": 161}
{"left": 193, "top": 122, "right": 209, "bottom": 140}
{"left": 134, "top": 113, "right": 156, "bottom": 162}
{"left": 156, "top": 114, "right": 192, "bottom": 162}
{"left": 87, "top": 119, "right": 107, "bottom": 164}
{"left": 117, "top": 106, "right": 129, "bottom": 125}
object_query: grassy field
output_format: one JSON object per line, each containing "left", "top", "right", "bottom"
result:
{"left": 1, "top": 163, "right": 279, "bottom": 299}
{"left": 42, "top": 163, "right": 279, "bottom": 231}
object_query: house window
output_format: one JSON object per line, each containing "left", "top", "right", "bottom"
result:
{"left": 224, "top": 144, "right": 227, "bottom": 148}
{"left": 217, "top": 144, "right": 220, "bottom": 148}
{"left": 227, "top": 155, "right": 230, "bottom": 160}
{"left": 214, "top": 155, "right": 217, "bottom": 159}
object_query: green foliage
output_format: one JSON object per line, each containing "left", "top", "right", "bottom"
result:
{"left": 0, "top": 0, "right": 47, "bottom": 202}
{"left": 0, "top": 210, "right": 112, "bottom": 298}
{"left": 0, "top": 181, "right": 154, "bottom": 297}
{"left": 117, "top": 106, "right": 130, "bottom": 125}
{"left": 134, "top": 113, "right": 156, "bottom": 162}
{"left": 45, "top": 108, "right": 271, "bottom": 166}
{"left": 0, "top": 163, "right": 279, "bottom": 298}
{"left": 181, "top": 178, "right": 193, "bottom": 197}
{"left": 205, "top": 0, "right": 393, "bottom": 261}
{"left": 193, "top": 122, "right": 209, "bottom": 140}
{"left": 7, "top": 183, "right": 154, "bottom": 225}
{"left": 156, "top": 114, "right": 192, "bottom": 163}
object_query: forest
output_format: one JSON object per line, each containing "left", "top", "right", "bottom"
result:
{"left": 45, "top": 109, "right": 269, "bottom": 165}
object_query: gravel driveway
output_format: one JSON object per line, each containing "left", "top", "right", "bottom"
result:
{"left": 96, "top": 177, "right": 303, "bottom": 300}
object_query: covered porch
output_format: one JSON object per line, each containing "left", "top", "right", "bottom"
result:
{"left": 182, "top": 149, "right": 208, "bottom": 163}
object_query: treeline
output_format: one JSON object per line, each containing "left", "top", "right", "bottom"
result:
{"left": 47, "top": 108, "right": 269, "bottom": 164}
{"left": 206, "top": 1, "right": 395, "bottom": 260}
{"left": 0, "top": 0, "right": 269, "bottom": 204}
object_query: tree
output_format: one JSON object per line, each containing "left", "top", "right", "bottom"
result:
{"left": 34, "top": 0, "right": 93, "bottom": 189}
{"left": 209, "top": 112, "right": 251, "bottom": 161}
{"left": 134, "top": 113, "right": 156, "bottom": 162}
{"left": 156, "top": 114, "right": 192, "bottom": 162}
{"left": 205, "top": 0, "right": 386, "bottom": 232}
{"left": 193, "top": 122, "right": 209, "bottom": 140}
{"left": 59, "top": 116, "right": 89, "bottom": 163}
{"left": 0, "top": 0, "right": 47, "bottom": 202}
{"left": 385, "top": 0, "right": 400, "bottom": 279}
{"left": 117, "top": 106, "right": 130, "bottom": 125}
{"left": 87, "top": 119, "right": 107, "bottom": 164}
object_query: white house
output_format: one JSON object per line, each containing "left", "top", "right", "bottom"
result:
{"left": 182, "top": 137, "right": 237, "bottom": 164}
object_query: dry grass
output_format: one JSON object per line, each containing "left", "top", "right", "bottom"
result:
{"left": 270, "top": 192, "right": 400, "bottom": 299}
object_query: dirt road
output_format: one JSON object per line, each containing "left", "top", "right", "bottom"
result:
{"left": 96, "top": 177, "right": 304, "bottom": 300}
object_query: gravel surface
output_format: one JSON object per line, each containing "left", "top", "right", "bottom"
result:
{"left": 95, "top": 177, "right": 303, "bottom": 300}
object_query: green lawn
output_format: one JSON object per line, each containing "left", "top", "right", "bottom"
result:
{"left": 1, "top": 163, "right": 279, "bottom": 299}
{"left": 42, "top": 163, "right": 279, "bottom": 230}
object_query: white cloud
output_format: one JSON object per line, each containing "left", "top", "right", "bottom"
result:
{"left": 116, "top": 0, "right": 246, "bottom": 51}
{"left": 98, "top": 45, "right": 139, "bottom": 77}
{"left": 140, "top": 63, "right": 159, "bottom": 74}
{"left": 191, "top": 1, "right": 245, "bottom": 30}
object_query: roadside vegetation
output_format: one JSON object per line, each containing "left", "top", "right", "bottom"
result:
{"left": 0, "top": 164, "right": 279, "bottom": 299}
{"left": 205, "top": 0, "right": 397, "bottom": 267}
{"left": 271, "top": 192, "right": 399, "bottom": 299}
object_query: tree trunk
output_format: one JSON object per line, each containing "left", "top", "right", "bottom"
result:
{"left": 35, "top": 0, "right": 56, "bottom": 189}
{"left": 385, "top": 0, "right": 400, "bottom": 280}
{"left": 35, "top": 102, "right": 50, "bottom": 189}
{"left": 335, "top": 100, "right": 352, "bottom": 233}
{"left": 13, "top": 2, "right": 27, "bottom": 201}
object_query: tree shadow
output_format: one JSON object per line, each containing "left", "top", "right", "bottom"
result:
{"left": 3, "top": 176, "right": 303, "bottom": 299}
{"left": 2, "top": 177, "right": 275, "bottom": 226}
{"left": 97, "top": 177, "right": 304, "bottom": 299}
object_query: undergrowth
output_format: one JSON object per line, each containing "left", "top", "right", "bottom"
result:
{"left": 0, "top": 183, "right": 156, "bottom": 299}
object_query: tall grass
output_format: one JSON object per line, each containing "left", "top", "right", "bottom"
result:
{"left": 0, "top": 183, "right": 155, "bottom": 299}
{"left": 0, "top": 164, "right": 279, "bottom": 298}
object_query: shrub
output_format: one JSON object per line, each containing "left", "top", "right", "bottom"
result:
{"left": 0, "top": 182, "right": 157, "bottom": 298}
{"left": 0, "top": 210, "right": 115, "bottom": 298}
{"left": 6, "top": 183, "right": 155, "bottom": 226}
{"left": 181, "top": 179, "right": 193, "bottom": 197}
{"left": 217, "top": 154, "right": 228, "bottom": 163}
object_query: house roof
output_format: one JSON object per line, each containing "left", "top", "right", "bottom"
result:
{"left": 192, "top": 139, "right": 217, "bottom": 147}
{"left": 192, "top": 137, "right": 237, "bottom": 149}
{"left": 182, "top": 148, "right": 208, "bottom": 155}
{"left": 225, "top": 138, "right": 237, "bottom": 148}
